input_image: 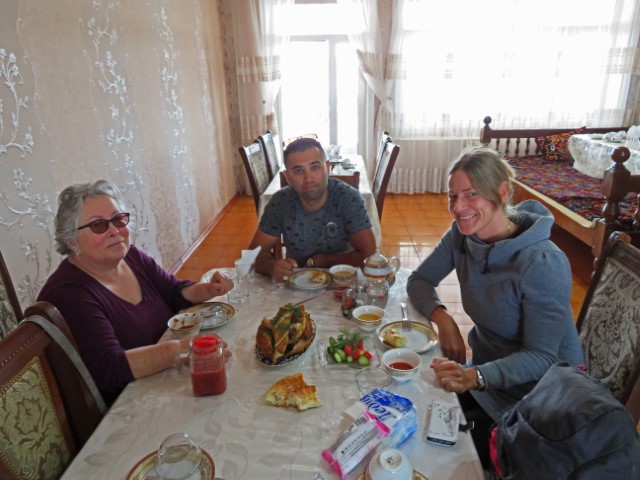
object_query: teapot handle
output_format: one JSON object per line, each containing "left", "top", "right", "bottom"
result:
{"left": 389, "top": 256, "right": 401, "bottom": 273}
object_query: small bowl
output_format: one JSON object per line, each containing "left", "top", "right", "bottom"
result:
{"left": 366, "top": 448, "right": 413, "bottom": 480}
{"left": 329, "top": 264, "right": 357, "bottom": 285}
{"left": 352, "top": 305, "right": 384, "bottom": 332}
{"left": 381, "top": 348, "right": 421, "bottom": 382}
{"left": 168, "top": 313, "right": 202, "bottom": 339}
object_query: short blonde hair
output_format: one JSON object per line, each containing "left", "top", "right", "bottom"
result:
{"left": 448, "top": 146, "right": 517, "bottom": 216}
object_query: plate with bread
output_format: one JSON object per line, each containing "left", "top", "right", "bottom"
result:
{"left": 287, "top": 269, "right": 332, "bottom": 289}
{"left": 256, "top": 303, "right": 317, "bottom": 366}
{"left": 378, "top": 321, "right": 438, "bottom": 353}
{"left": 263, "top": 372, "right": 321, "bottom": 411}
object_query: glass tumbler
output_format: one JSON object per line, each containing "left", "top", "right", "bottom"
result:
{"left": 156, "top": 432, "right": 201, "bottom": 480}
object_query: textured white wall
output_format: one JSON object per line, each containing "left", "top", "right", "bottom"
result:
{"left": 0, "top": 0, "right": 236, "bottom": 315}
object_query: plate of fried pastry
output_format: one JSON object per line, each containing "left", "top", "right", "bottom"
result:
{"left": 256, "top": 303, "right": 316, "bottom": 366}
{"left": 287, "top": 269, "right": 332, "bottom": 289}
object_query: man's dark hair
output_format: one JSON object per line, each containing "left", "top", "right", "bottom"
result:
{"left": 283, "top": 137, "right": 326, "bottom": 165}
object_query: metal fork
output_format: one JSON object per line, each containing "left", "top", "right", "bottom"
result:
{"left": 401, "top": 302, "right": 412, "bottom": 331}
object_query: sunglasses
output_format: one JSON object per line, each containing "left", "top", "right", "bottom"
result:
{"left": 78, "top": 212, "right": 130, "bottom": 234}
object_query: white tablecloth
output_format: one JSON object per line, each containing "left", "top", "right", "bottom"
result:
{"left": 569, "top": 134, "right": 640, "bottom": 179}
{"left": 258, "top": 155, "right": 383, "bottom": 247}
{"left": 60, "top": 269, "right": 483, "bottom": 480}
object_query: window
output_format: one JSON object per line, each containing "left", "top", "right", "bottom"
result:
{"left": 276, "top": 2, "right": 361, "bottom": 153}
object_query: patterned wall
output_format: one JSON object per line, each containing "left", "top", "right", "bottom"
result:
{"left": 0, "top": 0, "right": 237, "bottom": 333}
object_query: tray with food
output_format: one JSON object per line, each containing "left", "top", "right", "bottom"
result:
{"left": 378, "top": 321, "right": 438, "bottom": 353}
{"left": 319, "top": 329, "right": 376, "bottom": 368}
{"left": 255, "top": 303, "right": 316, "bottom": 366}
{"left": 287, "top": 269, "right": 332, "bottom": 289}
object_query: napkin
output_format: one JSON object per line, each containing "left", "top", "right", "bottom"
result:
{"left": 236, "top": 246, "right": 260, "bottom": 275}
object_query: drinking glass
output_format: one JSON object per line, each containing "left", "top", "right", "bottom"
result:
{"left": 156, "top": 432, "right": 201, "bottom": 480}
{"left": 227, "top": 260, "right": 253, "bottom": 303}
{"left": 355, "top": 367, "right": 392, "bottom": 397}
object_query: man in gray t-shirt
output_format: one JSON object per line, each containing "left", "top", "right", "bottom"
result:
{"left": 249, "top": 137, "right": 376, "bottom": 282}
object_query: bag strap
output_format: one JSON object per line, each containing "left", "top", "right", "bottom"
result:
{"left": 22, "top": 315, "right": 107, "bottom": 414}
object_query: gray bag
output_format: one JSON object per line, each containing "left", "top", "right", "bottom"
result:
{"left": 492, "top": 362, "right": 640, "bottom": 480}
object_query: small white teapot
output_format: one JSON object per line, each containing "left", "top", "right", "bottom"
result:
{"left": 363, "top": 251, "right": 401, "bottom": 286}
{"left": 366, "top": 449, "right": 413, "bottom": 480}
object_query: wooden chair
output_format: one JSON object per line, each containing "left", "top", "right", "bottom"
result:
{"left": 24, "top": 301, "right": 104, "bottom": 445}
{"left": 239, "top": 141, "right": 271, "bottom": 214}
{"left": 372, "top": 141, "right": 400, "bottom": 220}
{"left": 257, "top": 130, "right": 282, "bottom": 181}
{"left": 0, "top": 311, "right": 103, "bottom": 480}
{"left": 373, "top": 130, "right": 391, "bottom": 182}
{"left": 0, "top": 249, "right": 22, "bottom": 339}
{"left": 576, "top": 231, "right": 640, "bottom": 424}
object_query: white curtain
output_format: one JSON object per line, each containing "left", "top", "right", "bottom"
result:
{"left": 337, "top": 0, "right": 397, "bottom": 177}
{"left": 231, "top": 0, "right": 293, "bottom": 143}
{"left": 387, "top": 0, "right": 640, "bottom": 193}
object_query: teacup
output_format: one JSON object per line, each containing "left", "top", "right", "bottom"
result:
{"left": 366, "top": 448, "right": 413, "bottom": 480}
{"left": 168, "top": 313, "right": 202, "bottom": 339}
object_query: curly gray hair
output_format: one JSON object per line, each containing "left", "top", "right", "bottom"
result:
{"left": 54, "top": 180, "right": 127, "bottom": 255}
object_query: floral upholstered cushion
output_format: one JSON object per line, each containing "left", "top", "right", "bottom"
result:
{"left": 0, "top": 281, "right": 19, "bottom": 339}
{"left": 0, "top": 357, "right": 71, "bottom": 480}
{"left": 536, "top": 127, "right": 586, "bottom": 161}
{"left": 579, "top": 257, "right": 640, "bottom": 402}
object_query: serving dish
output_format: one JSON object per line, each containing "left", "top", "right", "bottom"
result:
{"left": 287, "top": 269, "right": 332, "bottom": 289}
{"left": 125, "top": 448, "right": 215, "bottom": 480}
{"left": 378, "top": 321, "right": 438, "bottom": 353}
{"left": 256, "top": 318, "right": 317, "bottom": 366}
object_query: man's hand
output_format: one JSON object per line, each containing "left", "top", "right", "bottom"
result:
{"left": 272, "top": 258, "right": 297, "bottom": 282}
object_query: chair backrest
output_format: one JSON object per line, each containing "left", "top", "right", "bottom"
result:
{"left": 576, "top": 231, "right": 640, "bottom": 424}
{"left": 23, "top": 301, "right": 104, "bottom": 445}
{"left": 239, "top": 142, "right": 271, "bottom": 213}
{"left": 257, "top": 130, "right": 282, "bottom": 181}
{"left": 372, "top": 141, "right": 400, "bottom": 219}
{"left": 373, "top": 130, "right": 391, "bottom": 181}
{"left": 0, "top": 249, "right": 22, "bottom": 339}
{"left": 0, "top": 320, "right": 81, "bottom": 479}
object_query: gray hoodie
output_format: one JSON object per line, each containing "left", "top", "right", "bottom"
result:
{"left": 407, "top": 200, "right": 585, "bottom": 420}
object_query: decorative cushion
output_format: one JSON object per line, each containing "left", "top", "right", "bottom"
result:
{"left": 536, "top": 127, "right": 586, "bottom": 161}
{"left": 579, "top": 257, "right": 640, "bottom": 401}
{"left": 0, "top": 357, "right": 71, "bottom": 480}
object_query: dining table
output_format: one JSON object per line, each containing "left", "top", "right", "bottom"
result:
{"left": 258, "top": 155, "right": 383, "bottom": 248}
{"left": 60, "top": 268, "right": 483, "bottom": 480}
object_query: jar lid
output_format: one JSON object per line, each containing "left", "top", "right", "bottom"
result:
{"left": 192, "top": 334, "right": 220, "bottom": 350}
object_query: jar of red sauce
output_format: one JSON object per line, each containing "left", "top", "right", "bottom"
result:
{"left": 187, "top": 334, "right": 226, "bottom": 396}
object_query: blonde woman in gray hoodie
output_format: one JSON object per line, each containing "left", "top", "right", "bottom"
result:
{"left": 407, "top": 146, "right": 584, "bottom": 469}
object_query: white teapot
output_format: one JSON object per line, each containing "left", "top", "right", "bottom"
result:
{"left": 363, "top": 250, "right": 401, "bottom": 286}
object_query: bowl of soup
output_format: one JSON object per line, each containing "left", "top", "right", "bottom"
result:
{"left": 168, "top": 313, "right": 202, "bottom": 339}
{"left": 381, "top": 348, "right": 421, "bottom": 382}
{"left": 329, "top": 264, "right": 357, "bottom": 286}
{"left": 352, "top": 305, "right": 384, "bottom": 332}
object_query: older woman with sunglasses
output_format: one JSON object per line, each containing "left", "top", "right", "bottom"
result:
{"left": 38, "top": 180, "right": 233, "bottom": 405}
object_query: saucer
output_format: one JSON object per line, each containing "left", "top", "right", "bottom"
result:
{"left": 126, "top": 449, "right": 215, "bottom": 480}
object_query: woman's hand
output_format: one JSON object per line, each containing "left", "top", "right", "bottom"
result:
{"left": 431, "top": 358, "right": 477, "bottom": 393}
{"left": 430, "top": 308, "right": 467, "bottom": 364}
{"left": 208, "top": 270, "right": 233, "bottom": 295}
{"left": 272, "top": 258, "right": 297, "bottom": 282}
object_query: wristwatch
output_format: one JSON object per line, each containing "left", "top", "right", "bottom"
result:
{"left": 475, "top": 367, "right": 486, "bottom": 391}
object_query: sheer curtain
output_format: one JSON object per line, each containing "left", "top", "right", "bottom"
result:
{"left": 230, "top": 0, "right": 292, "bottom": 143}
{"left": 337, "top": 0, "right": 396, "bottom": 176}
{"left": 388, "top": 0, "right": 640, "bottom": 193}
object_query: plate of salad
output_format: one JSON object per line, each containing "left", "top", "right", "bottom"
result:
{"left": 323, "top": 329, "right": 376, "bottom": 368}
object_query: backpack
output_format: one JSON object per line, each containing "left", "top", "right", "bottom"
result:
{"left": 490, "top": 362, "right": 640, "bottom": 480}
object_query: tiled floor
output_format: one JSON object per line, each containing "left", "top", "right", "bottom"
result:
{"left": 176, "top": 193, "right": 593, "bottom": 354}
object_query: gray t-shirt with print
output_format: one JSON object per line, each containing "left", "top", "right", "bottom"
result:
{"left": 259, "top": 178, "right": 372, "bottom": 266}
